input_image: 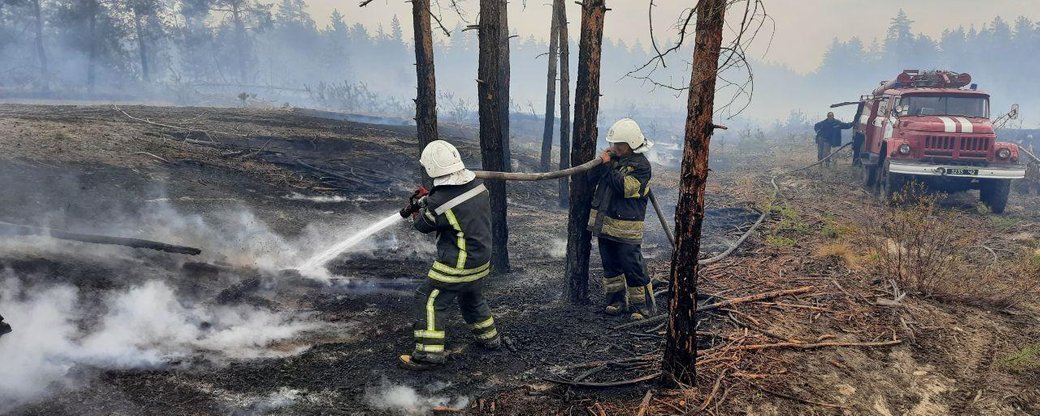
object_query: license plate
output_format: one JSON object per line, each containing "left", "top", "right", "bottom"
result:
{"left": 943, "top": 168, "right": 979, "bottom": 176}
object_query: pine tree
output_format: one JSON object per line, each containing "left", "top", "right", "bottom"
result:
{"left": 390, "top": 14, "right": 403, "bottom": 45}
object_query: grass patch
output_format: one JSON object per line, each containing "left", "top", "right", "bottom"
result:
{"left": 999, "top": 344, "right": 1040, "bottom": 373}
{"left": 772, "top": 204, "right": 811, "bottom": 234}
{"left": 989, "top": 215, "right": 1020, "bottom": 232}
{"left": 864, "top": 188, "right": 1040, "bottom": 308}
{"left": 764, "top": 235, "right": 797, "bottom": 248}
{"left": 815, "top": 241, "right": 870, "bottom": 270}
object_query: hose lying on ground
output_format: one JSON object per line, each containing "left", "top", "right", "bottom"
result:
{"left": 0, "top": 221, "right": 202, "bottom": 255}
{"left": 698, "top": 143, "right": 851, "bottom": 265}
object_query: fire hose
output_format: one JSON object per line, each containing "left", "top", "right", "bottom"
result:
{"left": 471, "top": 158, "right": 677, "bottom": 247}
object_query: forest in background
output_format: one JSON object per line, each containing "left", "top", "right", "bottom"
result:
{"left": 1, "top": 2, "right": 1038, "bottom": 141}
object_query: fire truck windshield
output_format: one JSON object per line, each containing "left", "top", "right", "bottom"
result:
{"left": 899, "top": 95, "right": 989, "bottom": 118}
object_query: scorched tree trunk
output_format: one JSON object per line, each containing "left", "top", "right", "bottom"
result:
{"left": 411, "top": 0, "right": 439, "bottom": 187}
{"left": 564, "top": 0, "right": 605, "bottom": 303}
{"left": 557, "top": 1, "right": 571, "bottom": 208}
{"left": 478, "top": 0, "right": 511, "bottom": 273}
{"left": 539, "top": 0, "right": 562, "bottom": 172}
{"left": 498, "top": 0, "right": 512, "bottom": 171}
{"left": 662, "top": 0, "right": 727, "bottom": 387}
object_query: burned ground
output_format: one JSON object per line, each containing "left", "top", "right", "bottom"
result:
{"left": 0, "top": 104, "right": 1037, "bottom": 415}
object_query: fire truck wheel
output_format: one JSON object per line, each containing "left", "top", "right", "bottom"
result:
{"left": 862, "top": 164, "right": 878, "bottom": 187}
{"left": 880, "top": 161, "right": 905, "bottom": 202}
{"left": 979, "top": 179, "right": 1011, "bottom": 214}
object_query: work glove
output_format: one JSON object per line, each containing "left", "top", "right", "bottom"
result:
{"left": 399, "top": 186, "right": 430, "bottom": 219}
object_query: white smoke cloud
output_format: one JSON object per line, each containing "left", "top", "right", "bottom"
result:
{"left": 365, "top": 380, "right": 469, "bottom": 415}
{"left": 547, "top": 238, "right": 567, "bottom": 259}
{"left": 0, "top": 276, "right": 320, "bottom": 412}
{"left": 282, "top": 192, "right": 374, "bottom": 203}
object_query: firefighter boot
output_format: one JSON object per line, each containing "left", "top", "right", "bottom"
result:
{"left": 467, "top": 317, "right": 501, "bottom": 350}
{"left": 626, "top": 284, "right": 657, "bottom": 321}
{"left": 478, "top": 334, "right": 502, "bottom": 350}
{"left": 602, "top": 275, "right": 626, "bottom": 315}
{"left": 399, "top": 349, "right": 447, "bottom": 371}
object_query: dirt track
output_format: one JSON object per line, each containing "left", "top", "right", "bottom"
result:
{"left": 0, "top": 104, "right": 1038, "bottom": 415}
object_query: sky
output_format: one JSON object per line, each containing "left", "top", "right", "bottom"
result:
{"left": 304, "top": 0, "right": 1040, "bottom": 74}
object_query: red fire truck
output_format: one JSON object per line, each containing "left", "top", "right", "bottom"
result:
{"left": 847, "top": 70, "right": 1026, "bottom": 213}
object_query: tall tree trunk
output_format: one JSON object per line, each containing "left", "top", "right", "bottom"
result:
{"left": 232, "top": 3, "right": 248, "bottom": 82}
{"left": 662, "top": 0, "right": 727, "bottom": 387}
{"left": 557, "top": 2, "right": 571, "bottom": 208}
{"left": 133, "top": 11, "right": 151, "bottom": 83}
{"left": 411, "top": 0, "right": 438, "bottom": 187}
{"left": 87, "top": 0, "right": 98, "bottom": 92}
{"left": 31, "top": 0, "right": 48, "bottom": 91}
{"left": 497, "top": 0, "right": 511, "bottom": 171}
{"left": 564, "top": 0, "right": 605, "bottom": 303}
{"left": 538, "top": 0, "right": 562, "bottom": 172}
{"left": 478, "top": 0, "right": 511, "bottom": 274}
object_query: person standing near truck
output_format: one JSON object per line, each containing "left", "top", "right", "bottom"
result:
{"left": 814, "top": 112, "right": 853, "bottom": 166}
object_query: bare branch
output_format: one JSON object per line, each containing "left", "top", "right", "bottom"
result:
{"left": 625, "top": 0, "right": 772, "bottom": 118}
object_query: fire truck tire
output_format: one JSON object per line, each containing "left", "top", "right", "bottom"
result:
{"left": 880, "top": 161, "right": 905, "bottom": 202}
{"left": 862, "top": 164, "right": 878, "bottom": 187}
{"left": 979, "top": 179, "right": 1011, "bottom": 214}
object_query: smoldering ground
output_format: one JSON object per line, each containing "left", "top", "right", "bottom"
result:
{"left": 0, "top": 166, "right": 435, "bottom": 412}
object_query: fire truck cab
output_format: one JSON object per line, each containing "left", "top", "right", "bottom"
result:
{"left": 855, "top": 70, "right": 1026, "bottom": 213}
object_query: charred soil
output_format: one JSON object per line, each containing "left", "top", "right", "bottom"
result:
{"left": 0, "top": 104, "right": 1037, "bottom": 415}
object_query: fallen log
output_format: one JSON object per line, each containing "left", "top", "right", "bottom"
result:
{"left": 613, "top": 286, "right": 815, "bottom": 330}
{"left": 0, "top": 221, "right": 202, "bottom": 255}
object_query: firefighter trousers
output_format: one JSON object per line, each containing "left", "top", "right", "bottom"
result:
{"left": 816, "top": 137, "right": 833, "bottom": 166}
{"left": 411, "top": 277, "right": 498, "bottom": 362}
{"left": 852, "top": 133, "right": 865, "bottom": 166}
{"left": 598, "top": 238, "right": 655, "bottom": 313}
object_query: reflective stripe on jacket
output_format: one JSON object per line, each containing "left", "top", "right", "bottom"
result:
{"left": 414, "top": 179, "right": 492, "bottom": 283}
{"left": 587, "top": 153, "right": 652, "bottom": 244}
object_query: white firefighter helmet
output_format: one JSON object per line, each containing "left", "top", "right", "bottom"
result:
{"left": 607, "top": 118, "right": 654, "bottom": 154}
{"left": 420, "top": 140, "right": 466, "bottom": 178}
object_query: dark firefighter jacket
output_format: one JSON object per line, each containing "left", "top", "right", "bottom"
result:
{"left": 414, "top": 179, "right": 493, "bottom": 283}
{"left": 814, "top": 118, "right": 854, "bottom": 147}
{"left": 587, "top": 153, "right": 652, "bottom": 245}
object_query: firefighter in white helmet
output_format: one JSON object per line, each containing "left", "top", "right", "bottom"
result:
{"left": 398, "top": 140, "right": 500, "bottom": 370}
{"left": 588, "top": 118, "right": 657, "bottom": 320}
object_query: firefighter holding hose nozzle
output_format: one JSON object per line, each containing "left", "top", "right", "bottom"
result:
{"left": 397, "top": 140, "right": 501, "bottom": 370}
{"left": 589, "top": 118, "right": 657, "bottom": 321}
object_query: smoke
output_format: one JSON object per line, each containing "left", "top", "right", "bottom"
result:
{"left": 547, "top": 238, "right": 567, "bottom": 259}
{"left": 0, "top": 275, "right": 320, "bottom": 412}
{"left": 365, "top": 380, "right": 469, "bottom": 415}
{"left": 283, "top": 192, "right": 371, "bottom": 204}
{"left": 9, "top": 195, "right": 432, "bottom": 281}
